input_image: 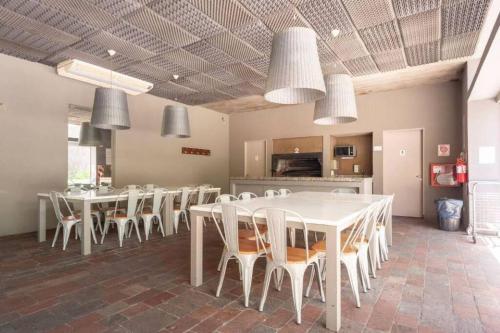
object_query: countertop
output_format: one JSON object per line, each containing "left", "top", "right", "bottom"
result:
{"left": 230, "top": 176, "right": 373, "bottom": 182}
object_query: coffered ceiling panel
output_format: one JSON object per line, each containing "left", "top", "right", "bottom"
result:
{"left": 0, "top": 0, "right": 492, "bottom": 110}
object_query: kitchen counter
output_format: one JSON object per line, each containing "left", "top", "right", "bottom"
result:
{"left": 230, "top": 176, "right": 373, "bottom": 195}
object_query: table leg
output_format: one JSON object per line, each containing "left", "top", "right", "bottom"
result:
{"left": 38, "top": 197, "right": 47, "bottom": 242}
{"left": 190, "top": 213, "right": 204, "bottom": 286}
{"left": 386, "top": 205, "right": 393, "bottom": 246}
{"left": 77, "top": 200, "right": 92, "bottom": 255}
{"left": 325, "top": 226, "right": 341, "bottom": 331}
{"left": 163, "top": 193, "right": 174, "bottom": 236}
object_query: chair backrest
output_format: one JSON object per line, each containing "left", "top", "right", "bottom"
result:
{"left": 278, "top": 189, "right": 292, "bottom": 197}
{"left": 215, "top": 194, "right": 239, "bottom": 203}
{"left": 178, "top": 187, "right": 192, "bottom": 211}
{"left": 49, "top": 191, "right": 74, "bottom": 223}
{"left": 331, "top": 188, "right": 357, "bottom": 194}
{"left": 264, "top": 189, "right": 280, "bottom": 198}
{"left": 365, "top": 201, "right": 385, "bottom": 243}
{"left": 111, "top": 189, "right": 142, "bottom": 218}
{"left": 253, "top": 207, "right": 310, "bottom": 266}
{"left": 144, "top": 184, "right": 156, "bottom": 191}
{"left": 151, "top": 188, "right": 164, "bottom": 214}
{"left": 127, "top": 185, "right": 139, "bottom": 190}
{"left": 342, "top": 206, "right": 372, "bottom": 252}
{"left": 200, "top": 184, "right": 213, "bottom": 188}
{"left": 211, "top": 204, "right": 256, "bottom": 256}
{"left": 96, "top": 185, "right": 114, "bottom": 193}
{"left": 378, "top": 195, "right": 394, "bottom": 227}
{"left": 197, "top": 186, "right": 208, "bottom": 205}
{"left": 238, "top": 192, "right": 257, "bottom": 200}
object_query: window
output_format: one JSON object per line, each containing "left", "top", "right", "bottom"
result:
{"left": 68, "top": 124, "right": 96, "bottom": 186}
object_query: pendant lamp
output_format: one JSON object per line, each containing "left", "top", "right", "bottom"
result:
{"left": 313, "top": 74, "right": 357, "bottom": 125}
{"left": 91, "top": 87, "right": 130, "bottom": 130}
{"left": 161, "top": 105, "right": 191, "bottom": 138}
{"left": 265, "top": 27, "right": 325, "bottom": 104}
{"left": 78, "top": 122, "right": 102, "bottom": 146}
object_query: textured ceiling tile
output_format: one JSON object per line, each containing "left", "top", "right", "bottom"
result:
{"left": 238, "top": 0, "right": 290, "bottom": 19}
{"left": 148, "top": 0, "right": 225, "bottom": 39}
{"left": 232, "top": 20, "right": 273, "bottom": 55}
{"left": 205, "top": 31, "right": 263, "bottom": 61}
{"left": 405, "top": 40, "right": 440, "bottom": 65}
{"left": 223, "top": 62, "right": 266, "bottom": 82}
{"left": 342, "top": 55, "right": 379, "bottom": 76}
{"left": 399, "top": 9, "right": 440, "bottom": 47}
{"left": 177, "top": 72, "right": 228, "bottom": 91}
{"left": 325, "top": 32, "right": 369, "bottom": 61}
{"left": 3, "top": 0, "right": 97, "bottom": 37}
{"left": 442, "top": 0, "right": 490, "bottom": 37}
{"left": 106, "top": 20, "right": 173, "bottom": 54}
{"left": 117, "top": 61, "right": 173, "bottom": 82}
{"left": 204, "top": 67, "right": 245, "bottom": 85}
{"left": 44, "top": 47, "right": 128, "bottom": 69}
{"left": 244, "top": 56, "right": 269, "bottom": 75}
{"left": 317, "top": 40, "right": 339, "bottom": 64}
{"left": 359, "top": 20, "right": 402, "bottom": 54}
{"left": 152, "top": 80, "right": 198, "bottom": 98}
{"left": 183, "top": 40, "right": 237, "bottom": 67}
{"left": 392, "top": 0, "right": 441, "bottom": 18}
{"left": 87, "top": 0, "right": 144, "bottom": 17}
{"left": 124, "top": 7, "right": 199, "bottom": 47}
{"left": 114, "top": 66, "right": 162, "bottom": 83}
{"left": 71, "top": 39, "right": 136, "bottom": 67}
{"left": 441, "top": 30, "right": 479, "bottom": 59}
{"left": 144, "top": 53, "right": 196, "bottom": 76}
{"left": 178, "top": 90, "right": 233, "bottom": 105}
{"left": 87, "top": 30, "right": 155, "bottom": 60}
{"left": 372, "top": 48, "right": 407, "bottom": 71}
{"left": 162, "top": 47, "right": 215, "bottom": 72}
{"left": 223, "top": 82, "right": 263, "bottom": 97}
{"left": 342, "top": 0, "right": 396, "bottom": 29}
{"left": 0, "top": 37, "right": 48, "bottom": 60}
{"left": 321, "top": 61, "right": 351, "bottom": 75}
{"left": 0, "top": 24, "right": 66, "bottom": 54}
{"left": 262, "top": 6, "right": 311, "bottom": 32}
{"left": 297, "top": 0, "right": 355, "bottom": 39}
{"left": 188, "top": 0, "right": 254, "bottom": 30}
{"left": 37, "top": 0, "right": 117, "bottom": 28}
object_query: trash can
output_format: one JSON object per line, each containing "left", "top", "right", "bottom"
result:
{"left": 435, "top": 198, "right": 463, "bottom": 231}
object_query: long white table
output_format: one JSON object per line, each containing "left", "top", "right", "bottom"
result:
{"left": 189, "top": 191, "right": 392, "bottom": 332}
{"left": 38, "top": 187, "right": 220, "bottom": 255}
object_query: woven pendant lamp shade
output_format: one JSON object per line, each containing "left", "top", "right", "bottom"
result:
{"left": 313, "top": 74, "right": 358, "bottom": 125}
{"left": 265, "top": 27, "right": 326, "bottom": 104}
{"left": 91, "top": 88, "right": 130, "bottom": 130}
{"left": 78, "top": 122, "right": 102, "bottom": 146}
{"left": 161, "top": 105, "right": 191, "bottom": 138}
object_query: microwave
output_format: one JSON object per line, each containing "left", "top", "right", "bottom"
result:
{"left": 334, "top": 145, "right": 356, "bottom": 157}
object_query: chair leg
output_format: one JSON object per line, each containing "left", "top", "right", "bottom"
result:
{"left": 173, "top": 213, "right": 179, "bottom": 234}
{"left": 62, "top": 224, "right": 71, "bottom": 251}
{"left": 217, "top": 247, "right": 226, "bottom": 271}
{"left": 183, "top": 211, "right": 190, "bottom": 231}
{"left": 133, "top": 220, "right": 142, "bottom": 243}
{"left": 216, "top": 254, "right": 229, "bottom": 297}
{"left": 344, "top": 258, "right": 361, "bottom": 308}
{"left": 259, "top": 262, "right": 274, "bottom": 312}
{"left": 289, "top": 266, "right": 305, "bottom": 324}
{"left": 157, "top": 215, "right": 165, "bottom": 237}
{"left": 274, "top": 267, "right": 284, "bottom": 291}
{"left": 101, "top": 220, "right": 110, "bottom": 244}
{"left": 305, "top": 263, "right": 315, "bottom": 298}
{"left": 143, "top": 217, "right": 151, "bottom": 241}
{"left": 368, "top": 237, "right": 378, "bottom": 278}
{"left": 314, "top": 261, "right": 325, "bottom": 302}
{"left": 240, "top": 255, "right": 256, "bottom": 308}
{"left": 358, "top": 250, "right": 370, "bottom": 292}
{"left": 52, "top": 223, "right": 61, "bottom": 247}
{"left": 117, "top": 223, "right": 125, "bottom": 247}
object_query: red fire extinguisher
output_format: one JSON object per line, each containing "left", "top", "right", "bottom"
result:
{"left": 456, "top": 156, "right": 467, "bottom": 184}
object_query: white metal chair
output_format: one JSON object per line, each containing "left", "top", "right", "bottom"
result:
{"left": 144, "top": 184, "right": 157, "bottom": 191}
{"left": 255, "top": 208, "right": 325, "bottom": 324}
{"left": 376, "top": 195, "right": 394, "bottom": 265}
{"left": 101, "top": 189, "right": 143, "bottom": 247}
{"left": 238, "top": 192, "right": 258, "bottom": 200}
{"left": 264, "top": 189, "right": 280, "bottom": 198}
{"left": 215, "top": 194, "right": 239, "bottom": 203}
{"left": 137, "top": 188, "right": 166, "bottom": 240}
{"left": 278, "top": 188, "right": 292, "bottom": 197}
{"left": 331, "top": 188, "right": 357, "bottom": 194}
{"left": 212, "top": 204, "right": 268, "bottom": 307}
{"left": 49, "top": 191, "right": 97, "bottom": 250}
{"left": 173, "top": 187, "right": 192, "bottom": 233}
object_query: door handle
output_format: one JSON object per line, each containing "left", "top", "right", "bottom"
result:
{"left": 416, "top": 175, "right": 422, "bottom": 180}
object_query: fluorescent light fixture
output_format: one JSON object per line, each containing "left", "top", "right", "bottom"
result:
{"left": 57, "top": 59, "right": 153, "bottom": 95}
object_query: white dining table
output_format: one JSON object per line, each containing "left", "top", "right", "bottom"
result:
{"left": 37, "top": 187, "right": 221, "bottom": 255}
{"left": 188, "top": 191, "right": 392, "bottom": 332}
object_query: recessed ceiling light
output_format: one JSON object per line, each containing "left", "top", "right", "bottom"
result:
{"left": 107, "top": 49, "right": 116, "bottom": 56}
{"left": 331, "top": 29, "right": 340, "bottom": 37}
{"left": 173, "top": 74, "right": 179, "bottom": 80}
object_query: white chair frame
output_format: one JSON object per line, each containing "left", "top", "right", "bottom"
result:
{"left": 264, "top": 189, "right": 280, "bottom": 198}
{"left": 173, "top": 187, "right": 192, "bottom": 233}
{"left": 278, "top": 188, "right": 292, "bottom": 197}
{"left": 137, "top": 188, "right": 166, "bottom": 240}
{"left": 237, "top": 192, "right": 258, "bottom": 201}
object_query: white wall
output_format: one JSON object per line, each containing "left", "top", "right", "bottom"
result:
{"left": 0, "top": 53, "right": 229, "bottom": 237}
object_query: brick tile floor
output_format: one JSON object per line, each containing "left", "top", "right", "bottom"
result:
{"left": 1, "top": 217, "right": 500, "bottom": 332}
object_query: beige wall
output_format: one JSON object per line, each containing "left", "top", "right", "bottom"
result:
{"left": 229, "top": 82, "right": 463, "bottom": 219}
{"left": 0, "top": 53, "right": 229, "bottom": 237}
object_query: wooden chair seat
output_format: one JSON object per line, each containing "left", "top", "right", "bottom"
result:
{"left": 267, "top": 247, "right": 318, "bottom": 263}
{"left": 238, "top": 225, "right": 268, "bottom": 240}
{"left": 311, "top": 239, "right": 358, "bottom": 254}
{"left": 239, "top": 239, "right": 270, "bottom": 254}
{"left": 62, "top": 215, "right": 80, "bottom": 222}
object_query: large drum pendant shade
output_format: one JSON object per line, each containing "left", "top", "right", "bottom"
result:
{"left": 265, "top": 27, "right": 326, "bottom": 104}
{"left": 313, "top": 74, "right": 358, "bottom": 125}
{"left": 78, "top": 122, "right": 102, "bottom": 146}
{"left": 161, "top": 105, "right": 191, "bottom": 138}
{"left": 91, "top": 88, "right": 130, "bottom": 130}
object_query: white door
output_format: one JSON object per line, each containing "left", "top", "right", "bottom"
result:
{"left": 244, "top": 140, "right": 266, "bottom": 178}
{"left": 383, "top": 129, "right": 423, "bottom": 217}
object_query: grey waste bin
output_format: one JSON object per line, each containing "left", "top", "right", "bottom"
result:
{"left": 435, "top": 198, "right": 463, "bottom": 231}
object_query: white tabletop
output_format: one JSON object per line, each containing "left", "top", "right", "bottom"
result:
{"left": 190, "top": 191, "right": 387, "bottom": 227}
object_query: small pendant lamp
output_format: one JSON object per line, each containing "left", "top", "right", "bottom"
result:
{"left": 161, "top": 105, "right": 191, "bottom": 138}
{"left": 313, "top": 74, "right": 358, "bottom": 125}
{"left": 91, "top": 87, "right": 130, "bottom": 130}
{"left": 78, "top": 122, "right": 102, "bottom": 146}
{"left": 265, "top": 27, "right": 326, "bottom": 104}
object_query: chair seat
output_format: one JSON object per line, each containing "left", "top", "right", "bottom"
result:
{"left": 267, "top": 247, "right": 318, "bottom": 263}
{"left": 239, "top": 239, "right": 270, "bottom": 254}
{"left": 238, "top": 225, "right": 268, "bottom": 240}
{"left": 109, "top": 214, "right": 132, "bottom": 220}
{"left": 62, "top": 215, "right": 80, "bottom": 223}
{"left": 311, "top": 240, "right": 358, "bottom": 254}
